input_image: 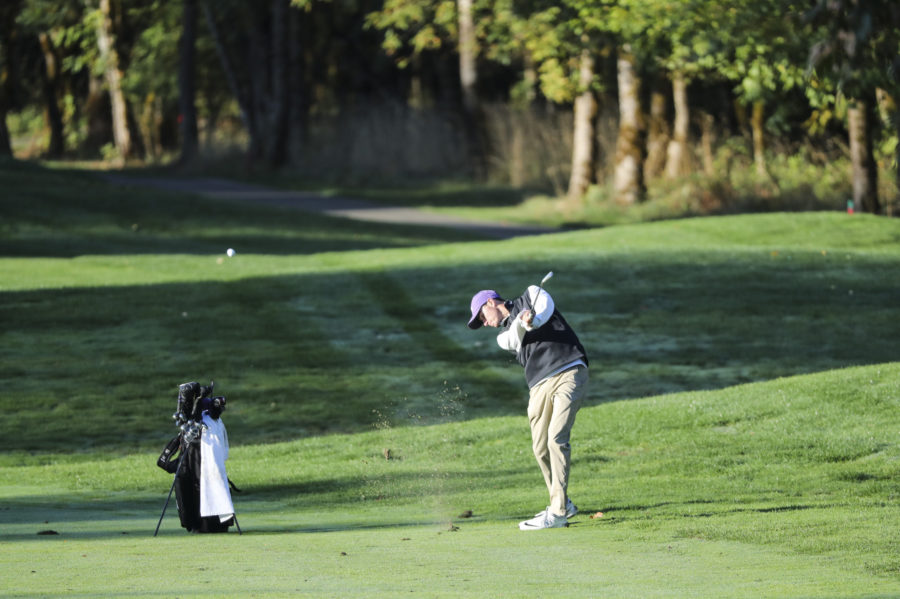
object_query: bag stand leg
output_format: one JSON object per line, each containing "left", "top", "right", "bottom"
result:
{"left": 153, "top": 451, "right": 186, "bottom": 537}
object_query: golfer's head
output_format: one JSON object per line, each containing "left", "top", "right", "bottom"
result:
{"left": 468, "top": 290, "right": 502, "bottom": 329}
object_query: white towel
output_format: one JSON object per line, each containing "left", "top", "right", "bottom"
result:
{"left": 199, "top": 413, "right": 235, "bottom": 522}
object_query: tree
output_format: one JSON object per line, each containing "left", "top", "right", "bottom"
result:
{"left": 0, "top": 0, "right": 23, "bottom": 157}
{"left": 665, "top": 72, "right": 689, "bottom": 178}
{"left": 365, "top": 0, "right": 486, "bottom": 173}
{"left": 122, "top": 0, "right": 182, "bottom": 159}
{"left": 643, "top": 71, "right": 669, "bottom": 180}
{"left": 613, "top": 43, "right": 643, "bottom": 204}
{"left": 605, "top": 0, "right": 667, "bottom": 202}
{"left": 519, "top": 0, "right": 608, "bottom": 199}
{"left": 364, "top": 0, "right": 459, "bottom": 102}
{"left": 178, "top": 0, "right": 198, "bottom": 165}
{"left": 202, "top": 0, "right": 291, "bottom": 165}
{"left": 806, "top": 0, "right": 900, "bottom": 213}
{"left": 601, "top": 0, "right": 715, "bottom": 188}
{"left": 568, "top": 44, "right": 597, "bottom": 200}
{"left": 715, "top": 0, "right": 809, "bottom": 180}
{"left": 37, "top": 31, "right": 65, "bottom": 157}
{"left": 650, "top": 0, "right": 721, "bottom": 179}
{"left": 90, "top": 0, "right": 132, "bottom": 161}
{"left": 457, "top": 0, "right": 477, "bottom": 115}
{"left": 13, "top": 0, "right": 84, "bottom": 159}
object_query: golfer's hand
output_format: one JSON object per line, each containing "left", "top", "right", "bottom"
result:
{"left": 520, "top": 310, "right": 534, "bottom": 328}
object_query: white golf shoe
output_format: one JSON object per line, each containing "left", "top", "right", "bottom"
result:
{"left": 565, "top": 498, "right": 578, "bottom": 518}
{"left": 532, "top": 499, "right": 578, "bottom": 520}
{"left": 518, "top": 507, "right": 568, "bottom": 530}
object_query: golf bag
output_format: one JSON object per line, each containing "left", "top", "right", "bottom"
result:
{"left": 156, "top": 381, "right": 236, "bottom": 534}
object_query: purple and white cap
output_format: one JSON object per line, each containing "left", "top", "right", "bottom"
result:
{"left": 468, "top": 290, "right": 501, "bottom": 329}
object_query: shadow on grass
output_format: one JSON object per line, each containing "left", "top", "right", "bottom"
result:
{"left": 0, "top": 162, "right": 488, "bottom": 258}
{"left": 0, "top": 467, "right": 529, "bottom": 541}
{"left": 11, "top": 478, "right": 820, "bottom": 541}
{"left": 0, "top": 227, "right": 486, "bottom": 258}
{"left": 573, "top": 500, "right": 830, "bottom": 530}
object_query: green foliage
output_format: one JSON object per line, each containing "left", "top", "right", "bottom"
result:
{"left": 6, "top": 105, "right": 45, "bottom": 154}
{"left": 11, "top": 0, "right": 94, "bottom": 121}
{"left": 365, "top": 0, "right": 458, "bottom": 67}
{"left": 59, "top": 93, "right": 86, "bottom": 150}
{"left": 806, "top": 0, "right": 900, "bottom": 100}
{"left": 121, "top": 0, "right": 180, "bottom": 106}
{"left": 709, "top": 0, "right": 810, "bottom": 103}
{"left": 2, "top": 0, "right": 898, "bottom": 192}
{"left": 518, "top": 1, "right": 608, "bottom": 103}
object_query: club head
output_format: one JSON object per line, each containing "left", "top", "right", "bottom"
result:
{"left": 540, "top": 271, "right": 554, "bottom": 286}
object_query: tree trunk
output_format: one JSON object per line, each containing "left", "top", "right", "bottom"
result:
{"left": 510, "top": 116, "right": 525, "bottom": 187}
{"left": 287, "top": 7, "right": 307, "bottom": 156}
{"left": 84, "top": 75, "right": 111, "bottom": 154}
{"left": 95, "top": 0, "right": 132, "bottom": 161}
{"left": 201, "top": 0, "right": 255, "bottom": 151}
{"left": 37, "top": 32, "right": 64, "bottom": 158}
{"left": 896, "top": 110, "right": 900, "bottom": 217}
{"left": 699, "top": 111, "right": 716, "bottom": 176}
{"left": 509, "top": 59, "right": 537, "bottom": 187}
{"left": 894, "top": 104, "right": 900, "bottom": 217}
{"left": 138, "top": 93, "right": 156, "bottom": 158}
{"left": 457, "top": 0, "right": 485, "bottom": 177}
{"left": 614, "top": 46, "right": 644, "bottom": 205}
{"left": 665, "top": 72, "right": 690, "bottom": 178}
{"left": 876, "top": 88, "right": 898, "bottom": 216}
{"left": 847, "top": 98, "right": 880, "bottom": 213}
{"left": 566, "top": 47, "right": 597, "bottom": 200}
{"left": 246, "top": 17, "right": 266, "bottom": 163}
{"left": 751, "top": 100, "right": 768, "bottom": 178}
{"left": 262, "top": 0, "right": 289, "bottom": 166}
{"left": 178, "top": 0, "right": 199, "bottom": 165}
{"left": 0, "top": 106, "right": 11, "bottom": 157}
{"left": 457, "top": 0, "right": 477, "bottom": 116}
{"left": 202, "top": 99, "right": 220, "bottom": 151}
{"left": 0, "top": 0, "right": 20, "bottom": 157}
{"left": 643, "top": 74, "right": 669, "bottom": 181}
{"left": 202, "top": 0, "right": 290, "bottom": 166}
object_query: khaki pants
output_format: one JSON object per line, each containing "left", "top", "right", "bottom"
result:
{"left": 527, "top": 366, "right": 589, "bottom": 517}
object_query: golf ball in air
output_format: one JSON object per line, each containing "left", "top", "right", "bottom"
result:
{"left": 226, "top": 248, "right": 235, "bottom": 257}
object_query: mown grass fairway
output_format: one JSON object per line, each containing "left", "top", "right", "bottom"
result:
{"left": 2, "top": 160, "right": 900, "bottom": 597}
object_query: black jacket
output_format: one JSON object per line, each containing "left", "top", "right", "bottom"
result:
{"left": 505, "top": 294, "right": 588, "bottom": 388}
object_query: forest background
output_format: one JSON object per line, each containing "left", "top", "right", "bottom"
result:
{"left": 2, "top": 0, "right": 899, "bottom": 220}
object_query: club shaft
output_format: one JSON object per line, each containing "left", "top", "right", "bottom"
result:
{"left": 529, "top": 271, "right": 553, "bottom": 312}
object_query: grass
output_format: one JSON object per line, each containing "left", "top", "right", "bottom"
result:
{"left": 3, "top": 366, "right": 900, "bottom": 597}
{"left": 2, "top": 159, "right": 900, "bottom": 597}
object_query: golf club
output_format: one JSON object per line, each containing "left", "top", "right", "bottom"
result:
{"left": 528, "top": 270, "right": 554, "bottom": 313}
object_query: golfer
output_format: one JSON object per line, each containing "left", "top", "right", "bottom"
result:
{"left": 467, "top": 285, "right": 589, "bottom": 530}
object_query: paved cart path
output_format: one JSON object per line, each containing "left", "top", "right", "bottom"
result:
{"left": 101, "top": 174, "right": 555, "bottom": 240}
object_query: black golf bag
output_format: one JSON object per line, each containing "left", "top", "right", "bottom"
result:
{"left": 156, "top": 381, "right": 235, "bottom": 534}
